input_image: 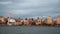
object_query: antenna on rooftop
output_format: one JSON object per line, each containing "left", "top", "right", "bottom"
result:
{"left": 8, "top": 11, "right": 12, "bottom": 18}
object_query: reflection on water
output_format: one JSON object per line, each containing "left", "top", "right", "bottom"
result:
{"left": 0, "top": 26, "right": 60, "bottom": 34}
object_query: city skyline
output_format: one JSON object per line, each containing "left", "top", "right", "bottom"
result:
{"left": 0, "top": 0, "right": 60, "bottom": 18}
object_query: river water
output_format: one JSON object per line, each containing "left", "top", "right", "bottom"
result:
{"left": 0, "top": 26, "right": 60, "bottom": 34}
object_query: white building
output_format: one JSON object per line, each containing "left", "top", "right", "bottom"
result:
{"left": 7, "top": 19, "right": 15, "bottom": 26}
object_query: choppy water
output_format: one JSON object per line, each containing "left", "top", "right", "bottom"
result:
{"left": 0, "top": 26, "right": 60, "bottom": 34}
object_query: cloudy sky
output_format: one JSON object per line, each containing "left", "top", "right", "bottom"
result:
{"left": 0, "top": 0, "right": 60, "bottom": 18}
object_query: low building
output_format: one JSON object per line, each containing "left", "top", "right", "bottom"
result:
{"left": 35, "top": 17, "right": 42, "bottom": 25}
{"left": 56, "top": 16, "right": 60, "bottom": 25}
{"left": 46, "top": 16, "right": 53, "bottom": 25}
{"left": 43, "top": 19, "right": 47, "bottom": 25}
{"left": 23, "top": 18, "right": 29, "bottom": 25}
{"left": 7, "top": 18, "right": 15, "bottom": 26}
{"left": 14, "top": 18, "right": 22, "bottom": 26}
{"left": 0, "top": 16, "right": 6, "bottom": 24}
{"left": 28, "top": 18, "right": 33, "bottom": 26}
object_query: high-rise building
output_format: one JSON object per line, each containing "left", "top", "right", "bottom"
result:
{"left": 7, "top": 12, "right": 15, "bottom": 26}
{"left": 46, "top": 16, "right": 53, "bottom": 25}
{"left": 56, "top": 16, "right": 60, "bottom": 25}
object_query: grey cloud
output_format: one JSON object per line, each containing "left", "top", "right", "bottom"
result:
{"left": 0, "top": 0, "right": 60, "bottom": 18}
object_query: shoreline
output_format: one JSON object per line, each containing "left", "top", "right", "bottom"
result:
{"left": 0, "top": 24, "right": 60, "bottom": 27}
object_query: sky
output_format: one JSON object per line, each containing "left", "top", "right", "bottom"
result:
{"left": 0, "top": 0, "right": 60, "bottom": 19}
